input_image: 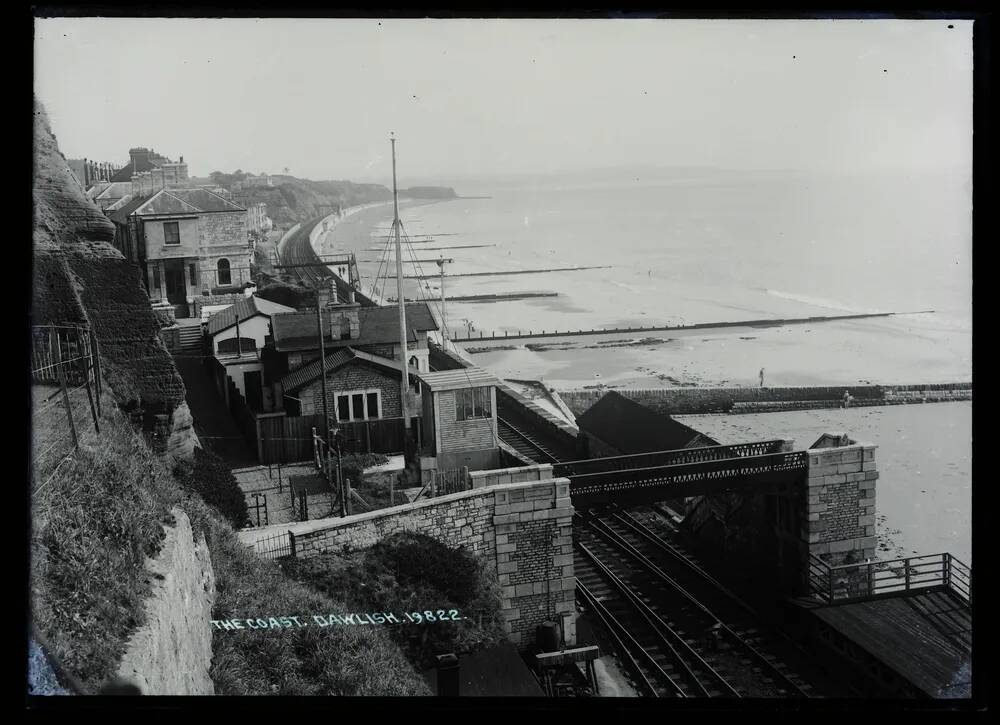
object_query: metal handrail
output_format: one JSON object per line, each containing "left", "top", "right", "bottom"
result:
{"left": 808, "top": 551, "right": 971, "bottom": 604}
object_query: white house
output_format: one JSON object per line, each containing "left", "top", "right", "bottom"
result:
{"left": 206, "top": 295, "right": 296, "bottom": 412}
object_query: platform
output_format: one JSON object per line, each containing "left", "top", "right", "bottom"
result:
{"left": 807, "top": 587, "right": 971, "bottom": 698}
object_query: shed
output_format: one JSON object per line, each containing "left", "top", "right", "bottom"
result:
{"left": 577, "top": 390, "right": 719, "bottom": 457}
{"left": 417, "top": 368, "right": 502, "bottom": 471}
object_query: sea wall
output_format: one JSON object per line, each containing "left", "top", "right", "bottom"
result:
{"left": 116, "top": 508, "right": 216, "bottom": 695}
{"left": 559, "top": 383, "right": 972, "bottom": 417}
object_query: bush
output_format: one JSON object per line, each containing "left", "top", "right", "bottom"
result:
{"left": 174, "top": 447, "right": 250, "bottom": 530}
{"left": 282, "top": 532, "right": 507, "bottom": 670}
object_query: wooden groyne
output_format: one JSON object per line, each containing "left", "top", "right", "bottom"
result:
{"left": 448, "top": 310, "right": 934, "bottom": 343}
{"left": 388, "top": 292, "right": 559, "bottom": 304}
{"left": 404, "top": 265, "right": 612, "bottom": 280}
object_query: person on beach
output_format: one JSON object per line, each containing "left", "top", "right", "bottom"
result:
{"left": 759, "top": 368, "right": 765, "bottom": 387}
{"left": 842, "top": 390, "right": 852, "bottom": 408}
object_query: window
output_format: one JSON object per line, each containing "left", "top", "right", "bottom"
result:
{"left": 217, "top": 337, "right": 256, "bottom": 355}
{"left": 335, "top": 389, "right": 381, "bottom": 421}
{"left": 217, "top": 258, "right": 231, "bottom": 286}
{"left": 456, "top": 387, "right": 492, "bottom": 421}
{"left": 164, "top": 221, "right": 180, "bottom": 245}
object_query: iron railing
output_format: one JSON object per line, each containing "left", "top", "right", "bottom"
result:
{"left": 568, "top": 449, "right": 809, "bottom": 503}
{"left": 554, "top": 439, "right": 788, "bottom": 478}
{"left": 808, "top": 552, "right": 971, "bottom": 605}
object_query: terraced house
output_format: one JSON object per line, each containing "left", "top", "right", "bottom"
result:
{"left": 110, "top": 187, "right": 251, "bottom": 319}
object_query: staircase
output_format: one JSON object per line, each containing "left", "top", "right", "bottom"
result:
{"left": 176, "top": 323, "right": 204, "bottom": 353}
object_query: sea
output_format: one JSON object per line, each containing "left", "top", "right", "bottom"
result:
{"left": 361, "top": 167, "right": 971, "bottom": 389}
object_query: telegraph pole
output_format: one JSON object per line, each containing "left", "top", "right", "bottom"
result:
{"left": 435, "top": 256, "right": 454, "bottom": 342}
{"left": 391, "top": 133, "right": 410, "bottom": 431}
{"left": 316, "top": 286, "right": 331, "bottom": 445}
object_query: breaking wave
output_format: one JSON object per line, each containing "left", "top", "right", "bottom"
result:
{"left": 764, "top": 289, "right": 883, "bottom": 315}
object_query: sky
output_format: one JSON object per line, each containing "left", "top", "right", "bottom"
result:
{"left": 34, "top": 18, "right": 973, "bottom": 185}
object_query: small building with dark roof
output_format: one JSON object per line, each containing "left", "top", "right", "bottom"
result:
{"left": 576, "top": 390, "right": 719, "bottom": 458}
{"left": 270, "top": 301, "right": 439, "bottom": 374}
{"left": 276, "top": 347, "right": 420, "bottom": 425}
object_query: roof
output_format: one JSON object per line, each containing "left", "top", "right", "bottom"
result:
{"left": 93, "top": 182, "right": 133, "bottom": 200}
{"left": 279, "top": 347, "right": 417, "bottom": 394}
{"left": 110, "top": 158, "right": 158, "bottom": 182}
{"left": 272, "top": 303, "right": 439, "bottom": 352}
{"left": 206, "top": 295, "right": 296, "bottom": 336}
{"left": 108, "top": 188, "right": 245, "bottom": 223}
{"left": 577, "top": 390, "right": 719, "bottom": 455}
{"left": 108, "top": 194, "right": 149, "bottom": 224}
{"left": 417, "top": 368, "right": 499, "bottom": 392}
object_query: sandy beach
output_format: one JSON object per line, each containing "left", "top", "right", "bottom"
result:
{"left": 677, "top": 402, "right": 972, "bottom": 564}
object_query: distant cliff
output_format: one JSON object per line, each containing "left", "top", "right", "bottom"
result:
{"left": 205, "top": 173, "right": 393, "bottom": 227}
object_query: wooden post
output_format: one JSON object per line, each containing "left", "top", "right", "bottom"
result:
{"left": 461, "top": 466, "right": 469, "bottom": 491}
{"left": 828, "top": 567, "right": 835, "bottom": 602}
{"left": 58, "top": 366, "right": 79, "bottom": 450}
{"left": 365, "top": 421, "right": 371, "bottom": 453}
{"left": 904, "top": 558, "right": 911, "bottom": 591}
{"left": 866, "top": 561, "right": 874, "bottom": 597}
{"left": 82, "top": 353, "right": 100, "bottom": 434}
{"left": 390, "top": 474, "right": 395, "bottom": 506}
{"left": 942, "top": 553, "right": 951, "bottom": 590}
{"left": 288, "top": 531, "right": 297, "bottom": 558}
{"left": 89, "top": 328, "right": 102, "bottom": 415}
{"left": 345, "top": 477, "right": 352, "bottom": 516}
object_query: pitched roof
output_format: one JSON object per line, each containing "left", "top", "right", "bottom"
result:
{"left": 162, "top": 188, "right": 245, "bottom": 213}
{"left": 279, "top": 347, "right": 416, "bottom": 394}
{"left": 109, "top": 158, "right": 158, "bottom": 182}
{"left": 108, "top": 194, "right": 149, "bottom": 224}
{"left": 576, "top": 391, "right": 718, "bottom": 455}
{"left": 272, "top": 303, "right": 439, "bottom": 352}
{"left": 206, "top": 295, "right": 297, "bottom": 336}
{"left": 93, "top": 182, "right": 133, "bottom": 200}
{"left": 417, "top": 368, "right": 499, "bottom": 392}
{"left": 108, "top": 188, "right": 246, "bottom": 222}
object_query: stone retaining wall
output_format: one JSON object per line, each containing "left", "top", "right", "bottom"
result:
{"left": 286, "top": 478, "right": 575, "bottom": 649}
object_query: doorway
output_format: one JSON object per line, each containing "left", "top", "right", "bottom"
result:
{"left": 244, "top": 370, "right": 264, "bottom": 412}
{"left": 163, "top": 259, "right": 190, "bottom": 318}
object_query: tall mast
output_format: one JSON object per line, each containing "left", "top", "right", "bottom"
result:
{"left": 391, "top": 133, "right": 411, "bottom": 430}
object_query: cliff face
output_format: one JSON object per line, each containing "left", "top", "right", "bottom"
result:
{"left": 226, "top": 176, "right": 392, "bottom": 227}
{"left": 116, "top": 508, "right": 216, "bottom": 695}
{"left": 32, "top": 99, "right": 197, "bottom": 460}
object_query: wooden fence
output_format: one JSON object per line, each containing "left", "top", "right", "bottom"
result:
{"left": 31, "top": 324, "right": 104, "bottom": 471}
{"left": 256, "top": 414, "right": 417, "bottom": 464}
{"left": 432, "top": 466, "right": 470, "bottom": 496}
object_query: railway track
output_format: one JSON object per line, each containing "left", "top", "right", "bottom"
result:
{"left": 279, "top": 215, "right": 332, "bottom": 287}
{"left": 497, "top": 416, "right": 561, "bottom": 464}
{"left": 574, "top": 505, "right": 856, "bottom": 698}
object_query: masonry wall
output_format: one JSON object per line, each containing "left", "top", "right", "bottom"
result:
{"left": 560, "top": 383, "right": 972, "bottom": 417}
{"left": 289, "top": 478, "right": 575, "bottom": 649}
{"left": 800, "top": 439, "right": 878, "bottom": 594}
